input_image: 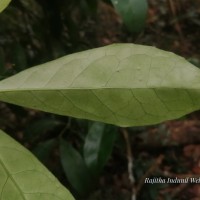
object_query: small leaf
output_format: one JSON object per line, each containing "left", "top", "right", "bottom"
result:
{"left": 32, "top": 138, "right": 57, "bottom": 162}
{"left": 84, "top": 122, "right": 105, "bottom": 175}
{"left": 84, "top": 122, "right": 117, "bottom": 176}
{"left": 0, "top": 0, "right": 11, "bottom": 13}
{"left": 97, "top": 125, "right": 117, "bottom": 170}
{"left": 60, "top": 139, "right": 92, "bottom": 195}
{"left": 0, "top": 43, "right": 200, "bottom": 127}
{"left": 0, "top": 130, "right": 75, "bottom": 200}
{"left": 111, "top": 0, "right": 148, "bottom": 32}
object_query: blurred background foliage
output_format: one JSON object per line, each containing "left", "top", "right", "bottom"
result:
{"left": 1, "top": 0, "right": 200, "bottom": 199}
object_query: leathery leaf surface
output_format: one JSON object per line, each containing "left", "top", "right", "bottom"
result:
{"left": 0, "top": 130, "right": 75, "bottom": 200}
{"left": 0, "top": 0, "right": 11, "bottom": 13}
{"left": 0, "top": 43, "right": 200, "bottom": 127}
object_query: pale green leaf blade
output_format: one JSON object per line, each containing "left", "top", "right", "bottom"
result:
{"left": 0, "top": 130, "right": 75, "bottom": 200}
{"left": 0, "top": 0, "right": 11, "bottom": 13}
{"left": 0, "top": 43, "right": 200, "bottom": 127}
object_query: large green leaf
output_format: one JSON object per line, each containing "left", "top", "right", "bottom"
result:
{"left": 0, "top": 130, "right": 75, "bottom": 200}
{"left": 0, "top": 0, "right": 11, "bottom": 13}
{"left": 111, "top": 0, "right": 148, "bottom": 32}
{"left": 0, "top": 43, "right": 200, "bottom": 127}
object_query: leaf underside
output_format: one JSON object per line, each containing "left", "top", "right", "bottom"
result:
{"left": 0, "top": 130, "right": 75, "bottom": 200}
{"left": 0, "top": 43, "right": 200, "bottom": 127}
{"left": 0, "top": 0, "right": 11, "bottom": 13}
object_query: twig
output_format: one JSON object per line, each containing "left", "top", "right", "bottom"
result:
{"left": 171, "top": 183, "right": 188, "bottom": 198}
{"left": 160, "top": 171, "right": 198, "bottom": 198}
{"left": 136, "top": 154, "right": 164, "bottom": 194}
{"left": 121, "top": 128, "right": 136, "bottom": 200}
{"left": 168, "top": 0, "right": 184, "bottom": 40}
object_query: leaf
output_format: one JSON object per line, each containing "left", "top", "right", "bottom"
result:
{"left": 0, "top": 0, "right": 11, "bottom": 13}
{"left": 32, "top": 138, "right": 57, "bottom": 162}
{"left": 0, "top": 43, "right": 200, "bottom": 127}
{"left": 60, "top": 139, "right": 92, "bottom": 195}
{"left": 111, "top": 0, "right": 148, "bottom": 32}
{"left": 0, "top": 130, "right": 75, "bottom": 200}
{"left": 84, "top": 122, "right": 117, "bottom": 176}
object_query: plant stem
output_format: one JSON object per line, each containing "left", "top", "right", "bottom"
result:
{"left": 121, "top": 128, "right": 136, "bottom": 200}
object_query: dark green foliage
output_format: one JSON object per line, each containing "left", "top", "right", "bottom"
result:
{"left": 60, "top": 138, "right": 93, "bottom": 196}
{"left": 59, "top": 122, "right": 118, "bottom": 196}
{"left": 111, "top": 0, "right": 148, "bottom": 33}
{"left": 84, "top": 122, "right": 118, "bottom": 176}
